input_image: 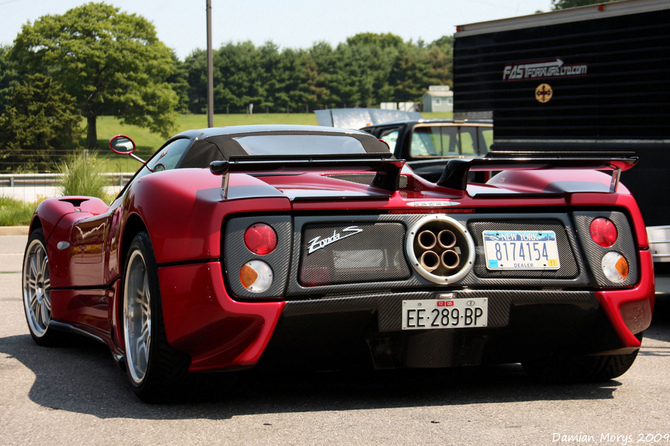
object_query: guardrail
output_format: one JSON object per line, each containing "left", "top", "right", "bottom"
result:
{"left": 0, "top": 172, "right": 134, "bottom": 187}
{"left": 0, "top": 172, "right": 134, "bottom": 202}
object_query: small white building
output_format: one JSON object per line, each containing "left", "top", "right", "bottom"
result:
{"left": 423, "top": 85, "right": 453, "bottom": 112}
{"left": 380, "top": 102, "right": 417, "bottom": 112}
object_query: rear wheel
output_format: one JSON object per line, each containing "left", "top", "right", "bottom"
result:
{"left": 122, "top": 232, "right": 190, "bottom": 402}
{"left": 522, "top": 346, "right": 640, "bottom": 384}
{"left": 22, "top": 228, "right": 58, "bottom": 346}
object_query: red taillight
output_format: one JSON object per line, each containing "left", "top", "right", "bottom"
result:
{"left": 590, "top": 218, "right": 617, "bottom": 247}
{"left": 244, "top": 224, "right": 277, "bottom": 255}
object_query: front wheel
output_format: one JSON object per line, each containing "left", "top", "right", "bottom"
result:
{"left": 22, "top": 228, "right": 58, "bottom": 346}
{"left": 122, "top": 232, "right": 190, "bottom": 402}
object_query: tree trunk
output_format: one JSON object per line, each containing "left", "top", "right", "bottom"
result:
{"left": 86, "top": 114, "right": 97, "bottom": 148}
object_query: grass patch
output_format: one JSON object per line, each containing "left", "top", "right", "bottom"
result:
{"left": 0, "top": 196, "right": 36, "bottom": 226}
{"left": 57, "top": 152, "right": 113, "bottom": 202}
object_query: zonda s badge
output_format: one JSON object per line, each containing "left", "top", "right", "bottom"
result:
{"left": 308, "top": 226, "right": 363, "bottom": 254}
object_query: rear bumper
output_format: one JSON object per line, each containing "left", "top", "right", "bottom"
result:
{"left": 158, "top": 262, "right": 284, "bottom": 372}
{"left": 158, "top": 252, "right": 654, "bottom": 373}
{"left": 260, "top": 289, "right": 644, "bottom": 371}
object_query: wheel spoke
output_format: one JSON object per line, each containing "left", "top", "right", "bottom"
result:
{"left": 34, "top": 302, "right": 43, "bottom": 327}
{"left": 39, "top": 253, "right": 47, "bottom": 274}
{"left": 29, "top": 292, "right": 38, "bottom": 312}
{"left": 29, "top": 256, "right": 38, "bottom": 279}
{"left": 141, "top": 300, "right": 150, "bottom": 317}
{"left": 140, "top": 322, "right": 150, "bottom": 344}
{"left": 39, "top": 301, "right": 50, "bottom": 327}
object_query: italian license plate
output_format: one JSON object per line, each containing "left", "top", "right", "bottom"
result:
{"left": 483, "top": 230, "right": 560, "bottom": 270}
{"left": 402, "top": 298, "right": 488, "bottom": 330}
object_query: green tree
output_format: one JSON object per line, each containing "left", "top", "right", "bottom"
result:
{"left": 214, "top": 41, "right": 267, "bottom": 113}
{"left": 294, "top": 42, "right": 333, "bottom": 111}
{"left": 10, "top": 2, "right": 178, "bottom": 147}
{"left": 183, "top": 49, "right": 208, "bottom": 114}
{"left": 552, "top": 0, "right": 617, "bottom": 9}
{"left": 0, "top": 45, "right": 20, "bottom": 115}
{"left": 275, "top": 48, "right": 306, "bottom": 112}
{"left": 167, "top": 52, "right": 190, "bottom": 114}
{"left": 0, "top": 74, "right": 82, "bottom": 172}
{"left": 389, "top": 43, "right": 429, "bottom": 102}
{"left": 425, "top": 37, "right": 454, "bottom": 88}
{"left": 346, "top": 32, "right": 404, "bottom": 49}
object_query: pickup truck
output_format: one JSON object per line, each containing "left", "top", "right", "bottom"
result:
{"left": 361, "top": 119, "right": 493, "bottom": 182}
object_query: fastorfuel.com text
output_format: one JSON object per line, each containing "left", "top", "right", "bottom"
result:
{"left": 553, "top": 432, "right": 670, "bottom": 445}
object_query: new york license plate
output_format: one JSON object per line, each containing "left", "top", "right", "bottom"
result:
{"left": 483, "top": 230, "right": 560, "bottom": 270}
{"left": 402, "top": 298, "right": 488, "bottom": 330}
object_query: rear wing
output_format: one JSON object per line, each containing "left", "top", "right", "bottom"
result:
{"left": 210, "top": 153, "right": 403, "bottom": 199}
{"left": 438, "top": 151, "right": 638, "bottom": 192}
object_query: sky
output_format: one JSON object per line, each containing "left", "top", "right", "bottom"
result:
{"left": 0, "top": 0, "right": 552, "bottom": 60}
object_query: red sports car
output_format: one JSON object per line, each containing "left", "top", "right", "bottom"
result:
{"left": 22, "top": 125, "right": 654, "bottom": 402}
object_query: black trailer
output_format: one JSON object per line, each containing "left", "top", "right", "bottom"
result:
{"left": 453, "top": 0, "right": 670, "bottom": 264}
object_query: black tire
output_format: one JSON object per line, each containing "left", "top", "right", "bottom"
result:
{"left": 522, "top": 341, "right": 641, "bottom": 384}
{"left": 22, "top": 228, "right": 60, "bottom": 346}
{"left": 122, "top": 231, "right": 191, "bottom": 402}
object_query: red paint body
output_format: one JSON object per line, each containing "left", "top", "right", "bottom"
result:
{"left": 28, "top": 127, "right": 654, "bottom": 375}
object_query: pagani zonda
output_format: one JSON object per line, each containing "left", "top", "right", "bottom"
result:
{"left": 22, "top": 125, "right": 654, "bottom": 401}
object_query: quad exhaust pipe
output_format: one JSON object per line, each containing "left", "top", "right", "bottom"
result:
{"left": 407, "top": 215, "right": 475, "bottom": 284}
{"left": 419, "top": 248, "right": 460, "bottom": 271}
{"left": 417, "top": 229, "right": 460, "bottom": 271}
{"left": 438, "top": 229, "right": 456, "bottom": 249}
{"left": 418, "top": 230, "right": 437, "bottom": 250}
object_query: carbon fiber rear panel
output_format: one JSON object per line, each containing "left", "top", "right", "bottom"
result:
{"left": 223, "top": 211, "right": 638, "bottom": 299}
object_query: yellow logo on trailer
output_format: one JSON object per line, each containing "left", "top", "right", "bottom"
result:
{"left": 536, "top": 83, "right": 553, "bottom": 103}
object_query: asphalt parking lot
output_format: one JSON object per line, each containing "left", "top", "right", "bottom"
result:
{"left": 2, "top": 232, "right": 670, "bottom": 446}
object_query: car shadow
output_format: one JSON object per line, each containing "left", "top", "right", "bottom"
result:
{"left": 0, "top": 331, "right": 631, "bottom": 420}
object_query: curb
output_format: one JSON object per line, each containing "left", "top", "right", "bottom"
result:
{"left": 0, "top": 226, "right": 30, "bottom": 236}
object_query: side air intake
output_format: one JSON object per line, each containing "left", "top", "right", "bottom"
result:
{"left": 406, "top": 215, "right": 475, "bottom": 284}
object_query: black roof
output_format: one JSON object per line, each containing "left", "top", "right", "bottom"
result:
{"left": 175, "top": 125, "right": 390, "bottom": 169}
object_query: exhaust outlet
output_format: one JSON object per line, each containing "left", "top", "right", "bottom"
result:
{"left": 420, "top": 250, "right": 440, "bottom": 272}
{"left": 441, "top": 250, "right": 460, "bottom": 270}
{"left": 406, "top": 215, "right": 475, "bottom": 284}
{"left": 418, "top": 230, "right": 437, "bottom": 250}
{"left": 438, "top": 229, "right": 456, "bottom": 249}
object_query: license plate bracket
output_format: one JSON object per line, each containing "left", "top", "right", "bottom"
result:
{"left": 402, "top": 297, "right": 488, "bottom": 330}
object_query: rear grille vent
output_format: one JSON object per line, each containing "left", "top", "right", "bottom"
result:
{"left": 406, "top": 215, "right": 475, "bottom": 284}
{"left": 299, "top": 222, "right": 410, "bottom": 286}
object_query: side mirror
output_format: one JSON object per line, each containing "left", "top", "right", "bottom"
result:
{"left": 109, "top": 134, "right": 145, "bottom": 164}
{"left": 110, "top": 135, "right": 136, "bottom": 154}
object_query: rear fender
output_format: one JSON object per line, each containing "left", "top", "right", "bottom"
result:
{"left": 123, "top": 169, "right": 292, "bottom": 264}
{"left": 31, "top": 197, "right": 109, "bottom": 241}
{"left": 31, "top": 197, "right": 110, "bottom": 289}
